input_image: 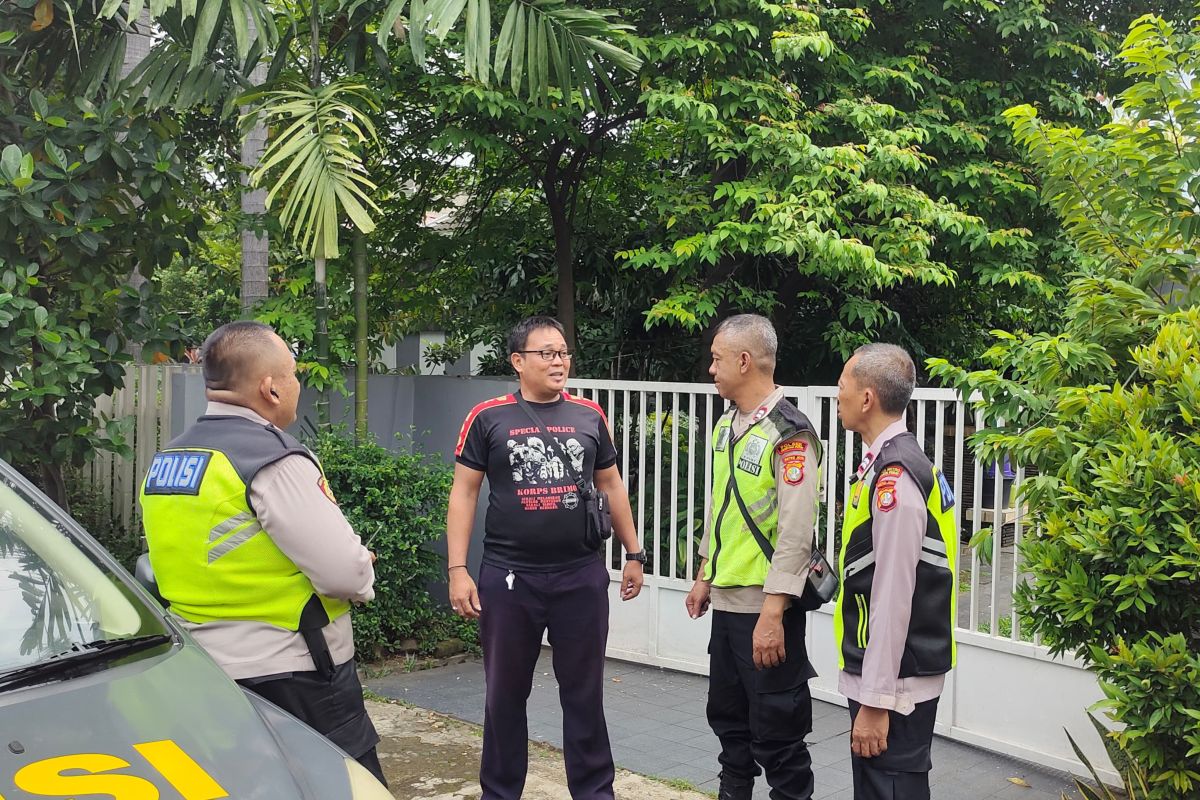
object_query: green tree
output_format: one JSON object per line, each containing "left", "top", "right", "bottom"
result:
{"left": 0, "top": 3, "right": 202, "bottom": 506}
{"left": 931, "top": 13, "right": 1200, "bottom": 796}
{"left": 375, "top": 0, "right": 1177, "bottom": 383}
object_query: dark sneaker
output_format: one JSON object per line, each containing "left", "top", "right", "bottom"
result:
{"left": 717, "top": 778, "right": 753, "bottom": 800}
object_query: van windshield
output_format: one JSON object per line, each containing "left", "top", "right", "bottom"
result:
{"left": 0, "top": 466, "right": 164, "bottom": 674}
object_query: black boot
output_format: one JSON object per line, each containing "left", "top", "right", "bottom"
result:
{"left": 717, "top": 773, "right": 754, "bottom": 800}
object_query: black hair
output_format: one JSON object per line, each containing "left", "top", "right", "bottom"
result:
{"left": 507, "top": 316, "right": 566, "bottom": 356}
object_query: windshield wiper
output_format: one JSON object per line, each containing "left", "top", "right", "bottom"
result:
{"left": 0, "top": 634, "right": 174, "bottom": 692}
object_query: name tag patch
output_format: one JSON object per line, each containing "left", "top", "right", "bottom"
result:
{"left": 936, "top": 468, "right": 955, "bottom": 513}
{"left": 144, "top": 451, "right": 212, "bottom": 495}
{"left": 715, "top": 426, "right": 731, "bottom": 452}
{"left": 737, "top": 434, "right": 769, "bottom": 476}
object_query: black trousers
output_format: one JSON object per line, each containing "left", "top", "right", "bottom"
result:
{"left": 848, "top": 697, "right": 939, "bottom": 800}
{"left": 478, "top": 558, "right": 614, "bottom": 800}
{"left": 238, "top": 657, "right": 386, "bottom": 787}
{"left": 707, "top": 609, "right": 816, "bottom": 800}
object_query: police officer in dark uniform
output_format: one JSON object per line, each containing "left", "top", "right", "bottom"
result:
{"left": 835, "top": 343, "right": 958, "bottom": 799}
{"left": 685, "top": 314, "right": 824, "bottom": 800}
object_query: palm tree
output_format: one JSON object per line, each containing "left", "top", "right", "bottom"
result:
{"left": 103, "top": 0, "right": 640, "bottom": 428}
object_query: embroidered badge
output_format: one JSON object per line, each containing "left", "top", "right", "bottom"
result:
{"left": 880, "top": 465, "right": 904, "bottom": 479}
{"left": 737, "top": 434, "right": 770, "bottom": 475}
{"left": 318, "top": 476, "right": 339, "bottom": 505}
{"left": 777, "top": 440, "right": 808, "bottom": 485}
{"left": 751, "top": 404, "right": 769, "bottom": 423}
{"left": 876, "top": 483, "right": 898, "bottom": 512}
{"left": 715, "top": 426, "right": 731, "bottom": 452}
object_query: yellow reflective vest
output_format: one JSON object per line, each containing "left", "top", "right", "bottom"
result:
{"left": 835, "top": 432, "right": 958, "bottom": 677}
{"left": 139, "top": 415, "right": 350, "bottom": 631}
{"left": 704, "top": 399, "right": 820, "bottom": 587}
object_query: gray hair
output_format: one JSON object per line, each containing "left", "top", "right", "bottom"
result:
{"left": 851, "top": 343, "right": 916, "bottom": 415}
{"left": 715, "top": 314, "right": 777, "bottom": 370}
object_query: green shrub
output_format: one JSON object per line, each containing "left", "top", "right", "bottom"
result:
{"left": 312, "top": 430, "right": 474, "bottom": 659}
{"left": 931, "top": 14, "right": 1200, "bottom": 796}
{"left": 65, "top": 472, "right": 142, "bottom": 573}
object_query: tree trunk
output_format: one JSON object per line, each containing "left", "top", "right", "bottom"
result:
{"left": 353, "top": 231, "right": 368, "bottom": 442}
{"left": 240, "top": 20, "right": 269, "bottom": 313}
{"left": 314, "top": 255, "right": 330, "bottom": 428}
{"left": 310, "top": 5, "right": 329, "bottom": 429}
{"left": 549, "top": 198, "right": 576, "bottom": 373}
{"left": 40, "top": 462, "right": 69, "bottom": 512}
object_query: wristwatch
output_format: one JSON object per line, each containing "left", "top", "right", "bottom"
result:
{"left": 625, "top": 550, "right": 647, "bottom": 564}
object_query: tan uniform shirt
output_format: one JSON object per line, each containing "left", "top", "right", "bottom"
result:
{"left": 179, "top": 402, "right": 375, "bottom": 681}
{"left": 698, "top": 387, "right": 822, "bottom": 614}
{"left": 838, "top": 419, "right": 945, "bottom": 714}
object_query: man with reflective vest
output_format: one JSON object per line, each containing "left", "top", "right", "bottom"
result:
{"left": 834, "top": 344, "right": 958, "bottom": 800}
{"left": 685, "top": 314, "right": 824, "bottom": 800}
{"left": 139, "top": 321, "right": 384, "bottom": 785}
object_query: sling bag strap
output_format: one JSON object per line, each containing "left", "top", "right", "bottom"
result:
{"left": 726, "top": 427, "right": 822, "bottom": 567}
{"left": 514, "top": 394, "right": 587, "bottom": 491}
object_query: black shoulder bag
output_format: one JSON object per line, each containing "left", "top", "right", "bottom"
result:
{"left": 726, "top": 432, "right": 838, "bottom": 610}
{"left": 515, "top": 395, "right": 613, "bottom": 551}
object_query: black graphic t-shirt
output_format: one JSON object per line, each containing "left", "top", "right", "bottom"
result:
{"left": 455, "top": 392, "right": 618, "bottom": 570}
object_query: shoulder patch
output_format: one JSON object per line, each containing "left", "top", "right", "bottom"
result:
{"left": 318, "top": 476, "right": 338, "bottom": 505}
{"left": 144, "top": 450, "right": 212, "bottom": 495}
{"left": 777, "top": 439, "right": 807, "bottom": 485}
{"left": 874, "top": 466, "right": 902, "bottom": 512}
{"left": 876, "top": 484, "right": 898, "bottom": 512}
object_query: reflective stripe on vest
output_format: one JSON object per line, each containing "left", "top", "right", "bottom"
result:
{"left": 139, "top": 419, "right": 350, "bottom": 631}
{"left": 704, "top": 400, "right": 820, "bottom": 587}
{"left": 834, "top": 433, "right": 958, "bottom": 677}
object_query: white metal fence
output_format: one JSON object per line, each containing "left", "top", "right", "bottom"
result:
{"left": 83, "top": 365, "right": 199, "bottom": 535}
{"left": 567, "top": 379, "right": 1029, "bottom": 641}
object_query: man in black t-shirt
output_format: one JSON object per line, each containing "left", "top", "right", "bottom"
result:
{"left": 446, "top": 316, "right": 645, "bottom": 800}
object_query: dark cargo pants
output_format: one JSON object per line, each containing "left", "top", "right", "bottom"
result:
{"left": 848, "top": 697, "right": 939, "bottom": 800}
{"left": 478, "top": 558, "right": 614, "bottom": 800}
{"left": 238, "top": 658, "right": 386, "bottom": 786}
{"left": 707, "top": 608, "right": 816, "bottom": 800}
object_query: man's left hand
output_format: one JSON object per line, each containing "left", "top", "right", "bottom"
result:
{"left": 621, "top": 561, "right": 643, "bottom": 601}
{"left": 752, "top": 614, "right": 786, "bottom": 669}
{"left": 851, "top": 705, "right": 890, "bottom": 759}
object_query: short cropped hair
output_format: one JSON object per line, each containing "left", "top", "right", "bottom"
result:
{"left": 201, "top": 321, "right": 277, "bottom": 391}
{"left": 507, "top": 316, "right": 566, "bottom": 356}
{"left": 851, "top": 343, "right": 916, "bottom": 415}
{"left": 715, "top": 314, "right": 777, "bottom": 370}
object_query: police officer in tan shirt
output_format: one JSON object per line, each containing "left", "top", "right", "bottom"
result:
{"left": 685, "top": 314, "right": 823, "bottom": 800}
{"left": 141, "top": 322, "right": 383, "bottom": 783}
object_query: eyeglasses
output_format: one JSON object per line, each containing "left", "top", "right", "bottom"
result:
{"left": 516, "top": 349, "right": 575, "bottom": 362}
